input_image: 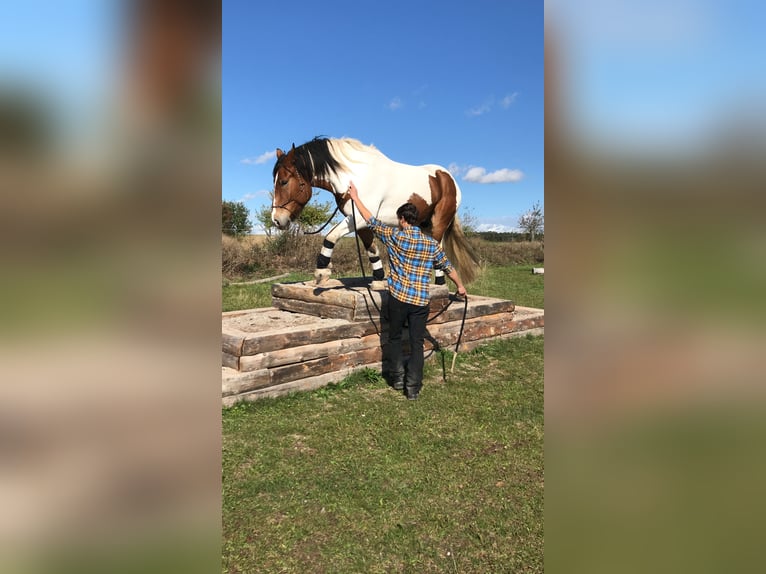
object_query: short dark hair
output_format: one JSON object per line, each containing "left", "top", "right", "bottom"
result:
{"left": 396, "top": 203, "right": 419, "bottom": 225}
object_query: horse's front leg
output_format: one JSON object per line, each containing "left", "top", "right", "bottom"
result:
{"left": 314, "top": 216, "right": 352, "bottom": 284}
{"left": 357, "top": 227, "right": 385, "bottom": 281}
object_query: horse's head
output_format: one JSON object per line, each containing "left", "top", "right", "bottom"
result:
{"left": 271, "top": 144, "right": 312, "bottom": 229}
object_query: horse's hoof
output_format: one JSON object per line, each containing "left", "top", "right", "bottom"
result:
{"left": 314, "top": 268, "right": 332, "bottom": 284}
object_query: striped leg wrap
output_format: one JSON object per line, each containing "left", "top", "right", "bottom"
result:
{"left": 434, "top": 269, "right": 446, "bottom": 285}
{"left": 317, "top": 239, "right": 334, "bottom": 268}
{"left": 368, "top": 250, "right": 385, "bottom": 280}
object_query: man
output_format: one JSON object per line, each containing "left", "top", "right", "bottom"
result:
{"left": 347, "top": 181, "right": 467, "bottom": 400}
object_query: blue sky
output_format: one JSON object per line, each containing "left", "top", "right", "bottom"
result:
{"left": 223, "top": 0, "right": 544, "bottom": 233}
{"left": 5, "top": 1, "right": 762, "bottom": 234}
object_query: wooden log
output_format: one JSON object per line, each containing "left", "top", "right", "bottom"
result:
{"left": 427, "top": 297, "right": 515, "bottom": 324}
{"left": 222, "top": 351, "right": 239, "bottom": 370}
{"left": 240, "top": 320, "right": 378, "bottom": 356}
{"left": 272, "top": 281, "right": 360, "bottom": 308}
{"left": 271, "top": 280, "right": 451, "bottom": 322}
{"left": 271, "top": 296, "right": 355, "bottom": 321}
{"left": 239, "top": 333, "right": 381, "bottom": 372}
{"left": 222, "top": 330, "right": 246, "bottom": 356}
{"left": 223, "top": 360, "right": 384, "bottom": 405}
{"left": 269, "top": 347, "right": 382, "bottom": 386}
{"left": 221, "top": 367, "right": 270, "bottom": 397}
{"left": 425, "top": 313, "right": 515, "bottom": 346}
{"left": 351, "top": 290, "right": 387, "bottom": 321}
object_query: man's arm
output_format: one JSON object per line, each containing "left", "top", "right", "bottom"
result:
{"left": 446, "top": 269, "right": 467, "bottom": 297}
{"left": 346, "top": 181, "right": 373, "bottom": 222}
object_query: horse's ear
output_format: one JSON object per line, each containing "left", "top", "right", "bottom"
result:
{"left": 276, "top": 148, "right": 284, "bottom": 158}
{"left": 285, "top": 144, "right": 296, "bottom": 160}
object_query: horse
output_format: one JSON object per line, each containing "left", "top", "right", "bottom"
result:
{"left": 271, "top": 137, "right": 480, "bottom": 285}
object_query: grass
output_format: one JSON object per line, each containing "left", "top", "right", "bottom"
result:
{"left": 468, "top": 265, "right": 544, "bottom": 309}
{"left": 222, "top": 263, "right": 544, "bottom": 572}
{"left": 222, "top": 335, "right": 543, "bottom": 573}
{"left": 222, "top": 272, "right": 313, "bottom": 312}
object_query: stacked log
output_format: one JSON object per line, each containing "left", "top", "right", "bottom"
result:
{"left": 221, "top": 280, "right": 543, "bottom": 405}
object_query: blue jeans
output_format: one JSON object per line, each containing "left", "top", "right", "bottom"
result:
{"left": 385, "top": 295, "right": 429, "bottom": 392}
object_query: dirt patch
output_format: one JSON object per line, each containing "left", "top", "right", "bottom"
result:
{"left": 223, "top": 308, "right": 347, "bottom": 334}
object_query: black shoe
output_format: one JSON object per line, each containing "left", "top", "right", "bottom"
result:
{"left": 391, "top": 380, "right": 404, "bottom": 391}
{"left": 405, "top": 386, "right": 420, "bottom": 400}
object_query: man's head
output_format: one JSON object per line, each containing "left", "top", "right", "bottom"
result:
{"left": 396, "top": 203, "right": 419, "bottom": 227}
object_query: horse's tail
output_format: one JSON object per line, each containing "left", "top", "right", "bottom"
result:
{"left": 442, "top": 216, "right": 481, "bottom": 285}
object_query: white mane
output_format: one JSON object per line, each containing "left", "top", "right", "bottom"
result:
{"left": 328, "top": 138, "right": 386, "bottom": 169}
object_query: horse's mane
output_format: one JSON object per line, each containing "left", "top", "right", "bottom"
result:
{"left": 272, "top": 137, "right": 340, "bottom": 182}
{"left": 274, "top": 136, "right": 386, "bottom": 183}
{"left": 330, "top": 137, "right": 385, "bottom": 166}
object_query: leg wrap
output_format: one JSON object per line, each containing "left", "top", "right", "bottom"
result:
{"left": 317, "top": 239, "right": 335, "bottom": 269}
{"left": 434, "top": 269, "right": 446, "bottom": 285}
{"left": 369, "top": 254, "right": 385, "bottom": 280}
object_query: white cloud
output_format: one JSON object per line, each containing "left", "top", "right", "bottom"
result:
{"left": 463, "top": 166, "right": 524, "bottom": 184}
{"left": 501, "top": 92, "right": 519, "bottom": 108}
{"left": 447, "top": 162, "right": 463, "bottom": 177}
{"left": 240, "top": 150, "right": 275, "bottom": 165}
{"left": 467, "top": 100, "right": 493, "bottom": 117}
{"left": 387, "top": 97, "right": 403, "bottom": 111}
{"left": 241, "top": 190, "right": 269, "bottom": 201}
{"left": 476, "top": 223, "right": 520, "bottom": 233}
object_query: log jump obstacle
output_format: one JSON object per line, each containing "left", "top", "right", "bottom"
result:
{"left": 221, "top": 278, "right": 544, "bottom": 405}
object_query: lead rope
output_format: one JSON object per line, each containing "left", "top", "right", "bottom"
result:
{"left": 349, "top": 199, "right": 382, "bottom": 336}
{"left": 450, "top": 294, "right": 469, "bottom": 373}
{"left": 348, "top": 199, "right": 469, "bottom": 382}
{"left": 302, "top": 204, "right": 340, "bottom": 235}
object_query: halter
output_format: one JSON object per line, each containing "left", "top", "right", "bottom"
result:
{"left": 271, "top": 164, "right": 312, "bottom": 215}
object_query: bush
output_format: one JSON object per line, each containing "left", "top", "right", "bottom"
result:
{"left": 222, "top": 234, "right": 543, "bottom": 281}
{"left": 473, "top": 239, "right": 544, "bottom": 266}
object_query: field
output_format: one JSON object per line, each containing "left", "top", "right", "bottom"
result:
{"left": 222, "top": 249, "right": 544, "bottom": 573}
{"left": 223, "top": 335, "right": 543, "bottom": 573}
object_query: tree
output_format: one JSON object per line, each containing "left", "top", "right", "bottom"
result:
{"left": 459, "top": 206, "right": 479, "bottom": 235}
{"left": 254, "top": 199, "right": 338, "bottom": 236}
{"left": 222, "top": 200, "right": 252, "bottom": 236}
{"left": 295, "top": 200, "right": 339, "bottom": 233}
{"left": 518, "top": 201, "right": 544, "bottom": 241}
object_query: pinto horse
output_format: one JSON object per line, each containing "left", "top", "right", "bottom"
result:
{"left": 271, "top": 137, "right": 480, "bottom": 285}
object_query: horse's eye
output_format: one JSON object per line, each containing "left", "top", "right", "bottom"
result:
{"left": 280, "top": 180, "right": 288, "bottom": 186}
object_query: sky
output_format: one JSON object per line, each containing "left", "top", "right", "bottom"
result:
{"left": 2, "top": 0, "right": 763, "bottom": 232}
{"left": 222, "top": 0, "right": 544, "bottom": 233}
{"left": 546, "top": 0, "right": 766, "bottom": 155}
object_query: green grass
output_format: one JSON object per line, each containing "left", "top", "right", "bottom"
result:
{"left": 222, "top": 264, "right": 543, "bottom": 572}
{"left": 222, "top": 335, "right": 543, "bottom": 573}
{"left": 222, "top": 272, "right": 313, "bottom": 312}
{"left": 469, "top": 265, "right": 544, "bottom": 309}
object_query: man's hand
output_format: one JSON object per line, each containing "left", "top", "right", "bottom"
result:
{"left": 447, "top": 269, "right": 467, "bottom": 298}
{"left": 347, "top": 181, "right": 373, "bottom": 223}
{"left": 347, "top": 181, "right": 359, "bottom": 201}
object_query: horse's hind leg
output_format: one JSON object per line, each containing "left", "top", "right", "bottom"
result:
{"left": 358, "top": 227, "right": 385, "bottom": 280}
{"left": 428, "top": 170, "right": 459, "bottom": 285}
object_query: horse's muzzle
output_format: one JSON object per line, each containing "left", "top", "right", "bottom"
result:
{"left": 271, "top": 209, "right": 292, "bottom": 230}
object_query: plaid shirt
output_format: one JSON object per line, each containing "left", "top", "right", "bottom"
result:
{"left": 367, "top": 216, "right": 454, "bottom": 307}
